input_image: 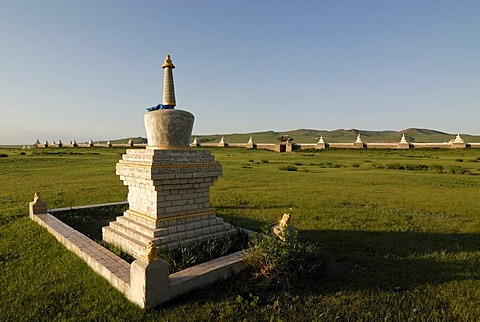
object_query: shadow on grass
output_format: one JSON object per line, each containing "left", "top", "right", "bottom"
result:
{"left": 214, "top": 211, "right": 268, "bottom": 232}
{"left": 213, "top": 204, "right": 294, "bottom": 231}
{"left": 298, "top": 229, "right": 480, "bottom": 294}
{"left": 157, "top": 229, "right": 480, "bottom": 312}
{"left": 214, "top": 204, "right": 293, "bottom": 210}
{"left": 52, "top": 204, "right": 127, "bottom": 241}
{"left": 50, "top": 205, "right": 480, "bottom": 314}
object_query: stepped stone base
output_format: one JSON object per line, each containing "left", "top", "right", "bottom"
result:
{"left": 103, "top": 210, "right": 236, "bottom": 258}
{"left": 103, "top": 148, "right": 236, "bottom": 259}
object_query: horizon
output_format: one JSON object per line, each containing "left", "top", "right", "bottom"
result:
{"left": 2, "top": 1, "right": 479, "bottom": 144}
{"left": 7, "top": 127, "right": 478, "bottom": 147}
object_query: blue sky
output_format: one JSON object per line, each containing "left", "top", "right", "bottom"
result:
{"left": 1, "top": 0, "right": 479, "bottom": 144}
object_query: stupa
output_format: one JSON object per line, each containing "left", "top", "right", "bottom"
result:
{"left": 316, "top": 135, "right": 326, "bottom": 149}
{"left": 355, "top": 133, "right": 362, "bottom": 143}
{"left": 218, "top": 136, "right": 227, "bottom": 147}
{"left": 246, "top": 136, "right": 254, "bottom": 149}
{"left": 103, "top": 55, "right": 236, "bottom": 258}
{"left": 451, "top": 133, "right": 466, "bottom": 149}
{"left": 354, "top": 133, "right": 364, "bottom": 148}
{"left": 398, "top": 134, "right": 409, "bottom": 149}
{"left": 190, "top": 137, "right": 200, "bottom": 147}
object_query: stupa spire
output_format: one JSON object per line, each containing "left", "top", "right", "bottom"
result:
{"left": 161, "top": 54, "right": 176, "bottom": 107}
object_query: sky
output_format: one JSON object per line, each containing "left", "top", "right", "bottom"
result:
{"left": 1, "top": 0, "right": 479, "bottom": 144}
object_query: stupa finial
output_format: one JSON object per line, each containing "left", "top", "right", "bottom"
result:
{"left": 161, "top": 54, "right": 176, "bottom": 107}
{"left": 144, "top": 55, "right": 194, "bottom": 148}
{"left": 161, "top": 54, "right": 175, "bottom": 69}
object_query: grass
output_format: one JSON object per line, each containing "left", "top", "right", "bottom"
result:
{"left": 52, "top": 204, "right": 128, "bottom": 241}
{"left": 158, "top": 230, "right": 249, "bottom": 273}
{"left": 1, "top": 147, "right": 480, "bottom": 320}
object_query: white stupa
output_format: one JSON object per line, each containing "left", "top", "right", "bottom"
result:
{"left": 454, "top": 133, "right": 464, "bottom": 143}
{"left": 355, "top": 133, "right": 362, "bottom": 143}
{"left": 218, "top": 136, "right": 226, "bottom": 147}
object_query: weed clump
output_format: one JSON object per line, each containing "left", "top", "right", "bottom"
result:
{"left": 386, "top": 163, "right": 405, "bottom": 170}
{"left": 279, "top": 165, "right": 298, "bottom": 171}
{"left": 379, "top": 162, "right": 470, "bottom": 175}
{"left": 243, "top": 228, "right": 326, "bottom": 286}
{"left": 429, "top": 164, "right": 444, "bottom": 173}
{"left": 405, "top": 163, "right": 429, "bottom": 171}
{"left": 0, "top": 153, "right": 8, "bottom": 157}
{"left": 158, "top": 230, "right": 249, "bottom": 273}
{"left": 448, "top": 166, "right": 470, "bottom": 175}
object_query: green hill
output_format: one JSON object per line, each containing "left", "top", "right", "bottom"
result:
{"left": 192, "top": 128, "right": 480, "bottom": 144}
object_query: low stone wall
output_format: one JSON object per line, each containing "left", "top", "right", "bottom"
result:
{"left": 365, "top": 142, "right": 405, "bottom": 149}
{"left": 30, "top": 204, "right": 247, "bottom": 309}
{"left": 30, "top": 212, "right": 131, "bottom": 295}
{"left": 295, "top": 143, "right": 317, "bottom": 150}
{"left": 34, "top": 139, "right": 480, "bottom": 151}
{"left": 411, "top": 142, "right": 452, "bottom": 149}
{"left": 199, "top": 143, "right": 221, "bottom": 148}
{"left": 194, "top": 140, "right": 479, "bottom": 152}
{"left": 255, "top": 143, "right": 276, "bottom": 150}
{"left": 328, "top": 143, "right": 357, "bottom": 149}
{"left": 36, "top": 143, "right": 147, "bottom": 148}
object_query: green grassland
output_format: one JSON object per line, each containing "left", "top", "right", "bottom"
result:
{"left": 1, "top": 147, "right": 480, "bottom": 320}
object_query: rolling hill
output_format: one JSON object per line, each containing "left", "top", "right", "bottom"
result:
{"left": 192, "top": 128, "right": 480, "bottom": 144}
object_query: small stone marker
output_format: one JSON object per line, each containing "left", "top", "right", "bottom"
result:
{"left": 130, "top": 241, "right": 170, "bottom": 308}
{"left": 141, "top": 241, "right": 160, "bottom": 263}
{"left": 29, "top": 192, "right": 47, "bottom": 217}
{"left": 272, "top": 213, "right": 296, "bottom": 241}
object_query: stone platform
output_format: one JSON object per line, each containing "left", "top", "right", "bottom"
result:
{"left": 103, "top": 149, "right": 236, "bottom": 258}
{"left": 30, "top": 204, "right": 245, "bottom": 309}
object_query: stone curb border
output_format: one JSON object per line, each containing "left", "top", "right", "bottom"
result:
{"left": 48, "top": 201, "right": 129, "bottom": 213}
{"left": 30, "top": 202, "right": 247, "bottom": 309}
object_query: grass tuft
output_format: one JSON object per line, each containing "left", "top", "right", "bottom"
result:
{"left": 279, "top": 165, "right": 298, "bottom": 171}
{"left": 158, "top": 230, "right": 249, "bottom": 273}
{"left": 243, "top": 227, "right": 327, "bottom": 287}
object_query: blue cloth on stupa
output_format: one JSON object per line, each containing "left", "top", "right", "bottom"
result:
{"left": 146, "top": 104, "right": 175, "bottom": 111}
